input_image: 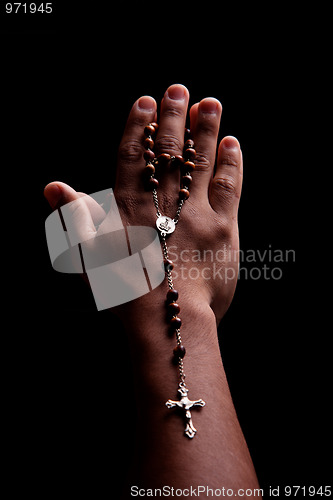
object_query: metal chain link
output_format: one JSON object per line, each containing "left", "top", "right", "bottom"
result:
{"left": 152, "top": 188, "right": 161, "bottom": 218}
{"left": 173, "top": 199, "right": 185, "bottom": 224}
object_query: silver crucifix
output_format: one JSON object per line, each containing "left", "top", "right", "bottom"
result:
{"left": 165, "top": 382, "right": 206, "bottom": 438}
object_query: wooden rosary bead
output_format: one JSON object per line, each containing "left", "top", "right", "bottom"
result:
{"left": 181, "top": 175, "right": 192, "bottom": 188}
{"left": 184, "top": 128, "right": 191, "bottom": 140}
{"left": 184, "top": 139, "right": 194, "bottom": 149}
{"left": 144, "top": 163, "right": 155, "bottom": 176}
{"left": 144, "top": 124, "right": 156, "bottom": 137}
{"left": 167, "top": 302, "right": 181, "bottom": 316}
{"left": 184, "top": 148, "right": 196, "bottom": 161}
{"left": 150, "top": 122, "right": 159, "bottom": 131}
{"left": 179, "top": 188, "right": 190, "bottom": 200}
{"left": 171, "top": 155, "right": 184, "bottom": 168}
{"left": 166, "top": 289, "right": 179, "bottom": 303}
{"left": 144, "top": 137, "right": 154, "bottom": 150}
{"left": 173, "top": 344, "right": 186, "bottom": 358}
{"left": 148, "top": 177, "right": 159, "bottom": 190}
{"left": 164, "top": 259, "right": 174, "bottom": 272}
{"left": 170, "top": 316, "right": 182, "bottom": 330}
{"left": 144, "top": 149, "right": 155, "bottom": 162}
{"left": 182, "top": 161, "right": 195, "bottom": 173}
{"left": 158, "top": 153, "right": 171, "bottom": 165}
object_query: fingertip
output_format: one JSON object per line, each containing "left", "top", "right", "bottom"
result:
{"left": 44, "top": 181, "right": 78, "bottom": 209}
{"left": 190, "top": 102, "right": 199, "bottom": 119}
{"left": 198, "top": 97, "right": 222, "bottom": 115}
{"left": 137, "top": 95, "right": 157, "bottom": 112}
{"left": 165, "top": 83, "right": 189, "bottom": 101}
{"left": 219, "top": 135, "right": 241, "bottom": 152}
{"left": 190, "top": 102, "right": 199, "bottom": 113}
{"left": 44, "top": 182, "right": 63, "bottom": 209}
{"left": 189, "top": 102, "right": 199, "bottom": 133}
{"left": 218, "top": 136, "right": 243, "bottom": 169}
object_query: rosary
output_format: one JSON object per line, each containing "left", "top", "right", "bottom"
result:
{"left": 143, "top": 122, "right": 206, "bottom": 439}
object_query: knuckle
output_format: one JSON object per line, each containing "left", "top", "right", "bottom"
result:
{"left": 197, "top": 114, "right": 219, "bottom": 134}
{"left": 208, "top": 210, "right": 235, "bottom": 241}
{"left": 213, "top": 213, "right": 233, "bottom": 239}
{"left": 118, "top": 139, "right": 143, "bottom": 164}
{"left": 220, "top": 215, "right": 235, "bottom": 238}
{"left": 162, "top": 106, "right": 184, "bottom": 120}
{"left": 200, "top": 122, "right": 216, "bottom": 135}
{"left": 214, "top": 174, "right": 239, "bottom": 198}
{"left": 194, "top": 151, "right": 211, "bottom": 172}
{"left": 130, "top": 112, "right": 151, "bottom": 129}
{"left": 220, "top": 153, "right": 239, "bottom": 169}
{"left": 154, "top": 134, "right": 183, "bottom": 155}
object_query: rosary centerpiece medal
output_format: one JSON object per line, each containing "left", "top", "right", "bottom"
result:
{"left": 143, "top": 122, "right": 205, "bottom": 439}
{"left": 156, "top": 216, "right": 175, "bottom": 236}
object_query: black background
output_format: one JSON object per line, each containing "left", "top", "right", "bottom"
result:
{"left": 2, "top": 2, "right": 330, "bottom": 498}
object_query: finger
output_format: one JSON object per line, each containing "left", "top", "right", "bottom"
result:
{"left": 189, "top": 98, "right": 222, "bottom": 199}
{"left": 44, "top": 181, "right": 105, "bottom": 224}
{"left": 77, "top": 192, "right": 106, "bottom": 226}
{"left": 154, "top": 84, "right": 189, "bottom": 190}
{"left": 116, "top": 96, "right": 157, "bottom": 191}
{"left": 44, "top": 181, "right": 97, "bottom": 243}
{"left": 209, "top": 136, "right": 243, "bottom": 218}
{"left": 189, "top": 102, "right": 199, "bottom": 135}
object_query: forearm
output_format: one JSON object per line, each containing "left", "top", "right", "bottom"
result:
{"left": 119, "top": 284, "right": 260, "bottom": 496}
{"left": 44, "top": 84, "right": 260, "bottom": 498}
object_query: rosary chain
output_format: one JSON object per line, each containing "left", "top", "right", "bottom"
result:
{"left": 160, "top": 227, "right": 185, "bottom": 383}
{"left": 161, "top": 235, "right": 175, "bottom": 289}
{"left": 144, "top": 123, "right": 194, "bottom": 391}
{"left": 152, "top": 189, "right": 186, "bottom": 224}
{"left": 152, "top": 188, "right": 161, "bottom": 218}
{"left": 173, "top": 199, "right": 185, "bottom": 224}
{"left": 178, "top": 358, "right": 186, "bottom": 384}
{"left": 143, "top": 121, "right": 205, "bottom": 438}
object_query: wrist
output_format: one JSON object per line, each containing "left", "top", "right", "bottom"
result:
{"left": 115, "top": 281, "right": 221, "bottom": 399}
{"left": 116, "top": 280, "right": 216, "bottom": 343}
{"left": 116, "top": 280, "right": 222, "bottom": 405}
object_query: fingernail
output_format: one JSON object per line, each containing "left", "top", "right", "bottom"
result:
{"left": 167, "top": 84, "right": 187, "bottom": 101}
{"left": 44, "top": 184, "right": 62, "bottom": 209}
{"left": 138, "top": 96, "right": 155, "bottom": 111}
{"left": 222, "top": 136, "right": 240, "bottom": 150}
{"left": 200, "top": 98, "right": 221, "bottom": 114}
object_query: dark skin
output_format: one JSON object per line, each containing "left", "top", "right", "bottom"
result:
{"left": 44, "top": 84, "right": 261, "bottom": 498}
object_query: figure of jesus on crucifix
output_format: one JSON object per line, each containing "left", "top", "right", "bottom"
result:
{"left": 165, "top": 382, "right": 206, "bottom": 438}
